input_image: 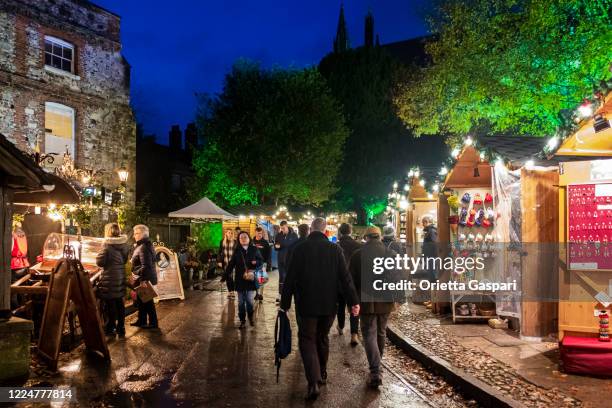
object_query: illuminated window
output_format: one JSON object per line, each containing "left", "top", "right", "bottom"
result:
{"left": 44, "top": 102, "right": 75, "bottom": 166}
{"left": 44, "top": 36, "right": 74, "bottom": 73}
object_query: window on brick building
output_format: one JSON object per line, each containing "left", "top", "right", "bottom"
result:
{"left": 44, "top": 102, "right": 75, "bottom": 167}
{"left": 44, "top": 36, "right": 74, "bottom": 74}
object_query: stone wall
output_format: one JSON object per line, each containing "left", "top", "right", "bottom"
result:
{"left": 0, "top": 1, "right": 135, "bottom": 203}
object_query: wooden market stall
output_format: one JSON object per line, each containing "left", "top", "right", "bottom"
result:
{"left": 554, "top": 92, "right": 612, "bottom": 376}
{"left": 435, "top": 137, "right": 560, "bottom": 338}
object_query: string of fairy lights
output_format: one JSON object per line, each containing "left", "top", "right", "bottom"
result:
{"left": 386, "top": 84, "right": 611, "bottom": 214}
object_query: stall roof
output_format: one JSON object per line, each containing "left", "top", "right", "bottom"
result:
{"left": 555, "top": 93, "right": 612, "bottom": 157}
{"left": 0, "top": 133, "right": 54, "bottom": 191}
{"left": 478, "top": 136, "right": 560, "bottom": 167}
{"left": 169, "top": 197, "right": 237, "bottom": 220}
{"left": 14, "top": 172, "right": 80, "bottom": 205}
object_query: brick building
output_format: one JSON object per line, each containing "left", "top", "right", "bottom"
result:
{"left": 0, "top": 0, "right": 135, "bottom": 203}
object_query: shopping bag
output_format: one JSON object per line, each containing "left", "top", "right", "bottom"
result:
{"left": 136, "top": 281, "right": 158, "bottom": 303}
{"left": 256, "top": 267, "right": 269, "bottom": 285}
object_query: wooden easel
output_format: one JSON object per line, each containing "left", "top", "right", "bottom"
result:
{"left": 37, "top": 245, "right": 110, "bottom": 370}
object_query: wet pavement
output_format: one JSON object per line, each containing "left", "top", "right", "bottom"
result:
{"left": 16, "top": 272, "right": 438, "bottom": 407}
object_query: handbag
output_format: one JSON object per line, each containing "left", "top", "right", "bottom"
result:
{"left": 136, "top": 281, "right": 158, "bottom": 303}
{"left": 127, "top": 273, "right": 140, "bottom": 289}
{"left": 240, "top": 252, "right": 256, "bottom": 282}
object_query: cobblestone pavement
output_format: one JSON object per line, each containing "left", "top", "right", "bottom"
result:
{"left": 390, "top": 304, "right": 593, "bottom": 408}
{"left": 9, "top": 273, "right": 471, "bottom": 408}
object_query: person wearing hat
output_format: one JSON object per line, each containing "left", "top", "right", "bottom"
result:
{"left": 336, "top": 223, "right": 362, "bottom": 345}
{"left": 281, "top": 217, "right": 359, "bottom": 401}
{"left": 382, "top": 225, "right": 405, "bottom": 255}
{"left": 349, "top": 225, "right": 405, "bottom": 389}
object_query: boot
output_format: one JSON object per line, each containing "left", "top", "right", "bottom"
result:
{"left": 305, "top": 383, "right": 320, "bottom": 401}
{"left": 248, "top": 313, "right": 255, "bottom": 326}
{"left": 367, "top": 374, "right": 382, "bottom": 389}
{"left": 350, "top": 333, "right": 359, "bottom": 347}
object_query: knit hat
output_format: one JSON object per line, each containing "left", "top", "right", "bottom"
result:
{"left": 364, "top": 226, "right": 382, "bottom": 238}
{"left": 382, "top": 225, "right": 395, "bottom": 238}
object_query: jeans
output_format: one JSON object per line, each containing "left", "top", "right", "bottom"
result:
{"left": 136, "top": 296, "right": 158, "bottom": 326}
{"left": 237, "top": 290, "right": 256, "bottom": 322}
{"left": 360, "top": 314, "right": 390, "bottom": 377}
{"left": 104, "top": 298, "right": 125, "bottom": 333}
{"left": 297, "top": 315, "right": 335, "bottom": 385}
{"left": 337, "top": 294, "right": 359, "bottom": 334}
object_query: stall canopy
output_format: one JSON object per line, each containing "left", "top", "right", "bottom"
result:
{"left": 168, "top": 197, "right": 237, "bottom": 220}
{"left": 556, "top": 93, "right": 612, "bottom": 157}
{"left": 14, "top": 173, "right": 79, "bottom": 205}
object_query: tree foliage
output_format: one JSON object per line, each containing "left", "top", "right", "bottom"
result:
{"left": 193, "top": 61, "right": 348, "bottom": 206}
{"left": 319, "top": 46, "right": 447, "bottom": 220}
{"left": 395, "top": 0, "right": 612, "bottom": 136}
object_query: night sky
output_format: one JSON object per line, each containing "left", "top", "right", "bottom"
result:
{"left": 96, "top": 0, "right": 431, "bottom": 144}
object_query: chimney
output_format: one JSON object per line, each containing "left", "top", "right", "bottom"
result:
{"left": 169, "top": 125, "right": 182, "bottom": 151}
{"left": 185, "top": 122, "right": 198, "bottom": 155}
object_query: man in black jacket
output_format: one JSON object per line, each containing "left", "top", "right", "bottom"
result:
{"left": 274, "top": 220, "right": 298, "bottom": 303}
{"left": 281, "top": 218, "right": 360, "bottom": 401}
{"left": 336, "top": 223, "right": 362, "bottom": 345}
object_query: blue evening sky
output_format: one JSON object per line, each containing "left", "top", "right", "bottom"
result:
{"left": 95, "top": 1, "right": 431, "bottom": 144}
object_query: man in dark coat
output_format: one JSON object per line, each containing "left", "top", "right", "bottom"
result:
{"left": 382, "top": 225, "right": 405, "bottom": 255}
{"left": 96, "top": 224, "right": 130, "bottom": 336}
{"left": 131, "top": 225, "right": 158, "bottom": 329}
{"left": 274, "top": 220, "right": 298, "bottom": 302}
{"left": 349, "top": 226, "right": 405, "bottom": 389}
{"left": 336, "top": 223, "right": 362, "bottom": 345}
{"left": 281, "top": 218, "right": 359, "bottom": 401}
{"left": 285, "top": 223, "right": 309, "bottom": 268}
{"left": 421, "top": 216, "right": 438, "bottom": 281}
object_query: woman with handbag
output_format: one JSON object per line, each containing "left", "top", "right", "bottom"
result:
{"left": 225, "top": 231, "right": 263, "bottom": 329}
{"left": 96, "top": 223, "right": 130, "bottom": 337}
{"left": 130, "top": 224, "right": 158, "bottom": 329}
{"left": 218, "top": 229, "right": 237, "bottom": 298}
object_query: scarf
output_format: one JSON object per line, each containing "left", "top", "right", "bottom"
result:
{"left": 222, "top": 239, "right": 235, "bottom": 265}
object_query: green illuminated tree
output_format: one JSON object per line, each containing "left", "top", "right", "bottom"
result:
{"left": 395, "top": 0, "right": 612, "bottom": 136}
{"left": 193, "top": 61, "right": 348, "bottom": 206}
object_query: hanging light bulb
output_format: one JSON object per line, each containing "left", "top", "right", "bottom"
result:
{"left": 525, "top": 159, "right": 535, "bottom": 170}
{"left": 399, "top": 199, "right": 409, "bottom": 209}
{"left": 432, "top": 184, "right": 440, "bottom": 192}
{"left": 419, "top": 180, "right": 425, "bottom": 187}
{"left": 439, "top": 166, "right": 448, "bottom": 175}
{"left": 393, "top": 181, "right": 398, "bottom": 189}
{"left": 403, "top": 184, "right": 409, "bottom": 191}
{"left": 578, "top": 100, "right": 593, "bottom": 118}
{"left": 408, "top": 170, "right": 414, "bottom": 177}
{"left": 414, "top": 170, "right": 420, "bottom": 178}
{"left": 479, "top": 151, "right": 486, "bottom": 160}
{"left": 427, "top": 193, "right": 433, "bottom": 199}
{"left": 465, "top": 136, "right": 473, "bottom": 146}
{"left": 451, "top": 148, "right": 460, "bottom": 158}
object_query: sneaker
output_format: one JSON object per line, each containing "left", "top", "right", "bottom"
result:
{"left": 350, "top": 333, "right": 359, "bottom": 347}
{"left": 239, "top": 321, "right": 246, "bottom": 329}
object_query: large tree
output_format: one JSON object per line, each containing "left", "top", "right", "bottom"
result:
{"left": 319, "top": 46, "right": 446, "bottom": 222}
{"left": 395, "top": 0, "right": 612, "bottom": 137}
{"left": 193, "top": 61, "right": 348, "bottom": 207}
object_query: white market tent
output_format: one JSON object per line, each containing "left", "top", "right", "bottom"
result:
{"left": 168, "top": 197, "right": 238, "bottom": 220}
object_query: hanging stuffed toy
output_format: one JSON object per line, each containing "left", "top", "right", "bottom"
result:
{"left": 475, "top": 209, "right": 485, "bottom": 226}
{"left": 459, "top": 207, "right": 468, "bottom": 226}
{"left": 484, "top": 192, "right": 493, "bottom": 204}
{"left": 466, "top": 209, "right": 476, "bottom": 227}
{"left": 473, "top": 193, "right": 483, "bottom": 205}
{"left": 461, "top": 193, "right": 471, "bottom": 204}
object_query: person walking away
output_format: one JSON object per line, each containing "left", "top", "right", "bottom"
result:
{"left": 336, "top": 223, "right": 362, "bottom": 345}
{"left": 253, "top": 227, "right": 271, "bottom": 301}
{"left": 421, "top": 216, "right": 438, "bottom": 306}
{"left": 285, "top": 223, "right": 309, "bottom": 268}
{"left": 281, "top": 218, "right": 359, "bottom": 401}
{"left": 274, "top": 220, "right": 297, "bottom": 303}
{"left": 271, "top": 224, "right": 280, "bottom": 270}
{"left": 349, "top": 226, "right": 405, "bottom": 389}
{"left": 131, "top": 224, "right": 158, "bottom": 329}
{"left": 96, "top": 223, "right": 130, "bottom": 337}
{"left": 382, "top": 225, "right": 405, "bottom": 255}
{"left": 225, "top": 231, "right": 263, "bottom": 328}
{"left": 218, "top": 229, "right": 236, "bottom": 298}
